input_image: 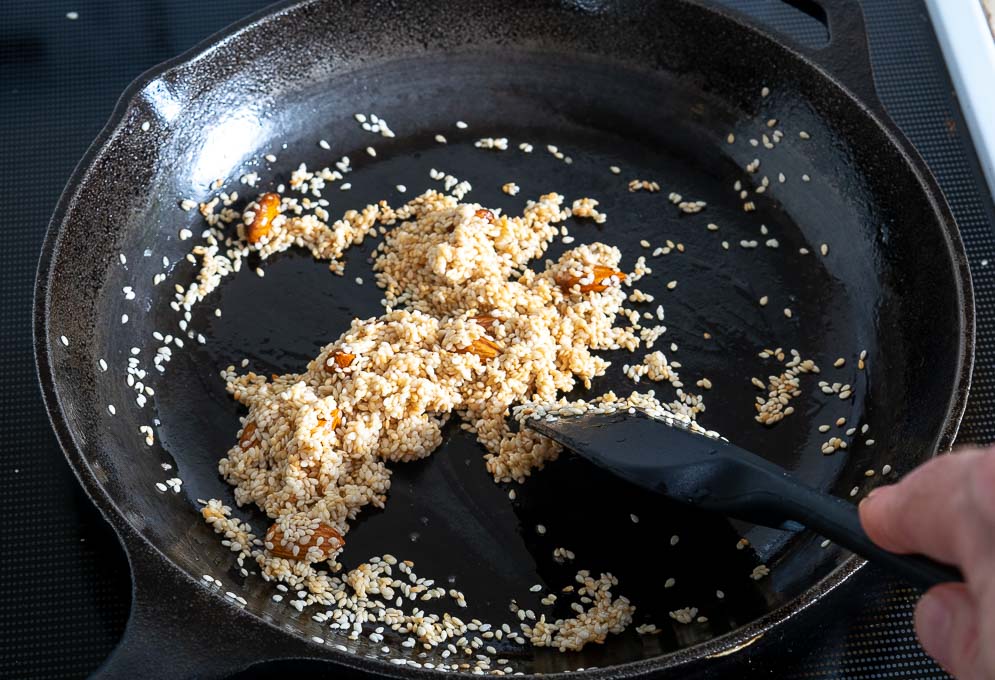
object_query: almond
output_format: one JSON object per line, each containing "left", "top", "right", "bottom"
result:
{"left": 330, "top": 351, "right": 355, "bottom": 369}
{"left": 239, "top": 421, "right": 258, "bottom": 449}
{"left": 558, "top": 266, "right": 627, "bottom": 294}
{"left": 474, "top": 208, "right": 495, "bottom": 222}
{"left": 470, "top": 314, "right": 498, "bottom": 328}
{"left": 317, "top": 409, "right": 341, "bottom": 430}
{"left": 456, "top": 336, "right": 501, "bottom": 360}
{"left": 246, "top": 192, "right": 281, "bottom": 244}
{"left": 266, "top": 521, "right": 344, "bottom": 561}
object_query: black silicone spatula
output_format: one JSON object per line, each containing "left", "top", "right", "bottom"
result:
{"left": 524, "top": 408, "right": 962, "bottom": 590}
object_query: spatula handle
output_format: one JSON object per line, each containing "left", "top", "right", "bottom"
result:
{"left": 774, "top": 483, "right": 963, "bottom": 590}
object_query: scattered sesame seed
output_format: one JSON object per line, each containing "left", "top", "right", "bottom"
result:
{"left": 366, "top": 146, "right": 377, "bottom": 157}
{"left": 59, "top": 335, "right": 69, "bottom": 347}
{"left": 319, "top": 139, "right": 330, "bottom": 150}
{"left": 799, "top": 131, "right": 811, "bottom": 139}
{"left": 456, "top": 120, "right": 468, "bottom": 129}
{"left": 107, "top": 404, "right": 116, "bottom": 415}
{"left": 882, "top": 464, "right": 892, "bottom": 475}
{"left": 802, "top": 174, "right": 811, "bottom": 182}
{"left": 396, "top": 184, "right": 407, "bottom": 193}
{"left": 66, "top": 11, "right": 79, "bottom": 19}
{"left": 630, "top": 513, "right": 639, "bottom": 524}
{"left": 761, "top": 86, "right": 770, "bottom": 97}
{"left": 783, "top": 307, "right": 792, "bottom": 318}
{"left": 820, "top": 243, "right": 829, "bottom": 256}
{"left": 435, "top": 134, "right": 447, "bottom": 144}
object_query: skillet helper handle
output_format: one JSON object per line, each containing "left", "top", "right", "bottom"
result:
{"left": 707, "top": 0, "right": 883, "bottom": 109}
{"left": 774, "top": 481, "right": 964, "bottom": 590}
{"left": 93, "top": 527, "right": 324, "bottom": 679}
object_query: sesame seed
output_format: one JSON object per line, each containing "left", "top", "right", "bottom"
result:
{"left": 799, "top": 131, "right": 811, "bottom": 139}
{"left": 435, "top": 134, "right": 447, "bottom": 144}
{"left": 366, "top": 146, "right": 376, "bottom": 157}
{"left": 609, "top": 165, "right": 621, "bottom": 174}
{"left": 140, "top": 120, "right": 150, "bottom": 132}
{"left": 630, "top": 513, "right": 639, "bottom": 523}
{"left": 456, "top": 120, "right": 468, "bottom": 129}
{"left": 319, "top": 139, "right": 330, "bottom": 150}
{"left": 759, "top": 296, "right": 768, "bottom": 306}
{"left": 396, "top": 184, "right": 407, "bottom": 193}
{"left": 882, "top": 464, "right": 892, "bottom": 475}
{"left": 820, "top": 243, "right": 829, "bottom": 256}
{"left": 761, "top": 86, "right": 770, "bottom": 97}
{"left": 59, "top": 335, "right": 69, "bottom": 347}
{"left": 783, "top": 307, "right": 792, "bottom": 318}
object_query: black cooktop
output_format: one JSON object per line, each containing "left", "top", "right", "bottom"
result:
{"left": 2, "top": 1, "right": 993, "bottom": 678}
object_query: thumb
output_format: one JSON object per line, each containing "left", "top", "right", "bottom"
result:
{"left": 915, "top": 583, "right": 979, "bottom": 678}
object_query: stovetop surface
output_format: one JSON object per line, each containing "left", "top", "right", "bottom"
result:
{"left": 2, "top": 1, "right": 993, "bottom": 677}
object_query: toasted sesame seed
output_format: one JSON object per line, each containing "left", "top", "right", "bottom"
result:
{"left": 820, "top": 243, "right": 829, "bottom": 256}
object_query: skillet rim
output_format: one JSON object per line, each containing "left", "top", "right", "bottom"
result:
{"left": 32, "top": 0, "right": 975, "bottom": 675}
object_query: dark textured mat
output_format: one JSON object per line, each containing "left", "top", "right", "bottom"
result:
{"left": 2, "top": 1, "right": 992, "bottom": 677}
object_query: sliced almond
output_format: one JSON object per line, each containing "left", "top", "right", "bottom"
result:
{"left": 317, "top": 409, "right": 341, "bottom": 430}
{"left": 474, "top": 208, "right": 495, "bottom": 222}
{"left": 246, "top": 192, "right": 281, "bottom": 244}
{"left": 558, "top": 265, "right": 627, "bottom": 294}
{"left": 470, "top": 314, "right": 498, "bottom": 328}
{"left": 239, "top": 421, "right": 258, "bottom": 449}
{"left": 456, "top": 336, "right": 501, "bottom": 360}
{"left": 266, "top": 521, "right": 344, "bottom": 561}
{"left": 330, "top": 351, "right": 355, "bottom": 369}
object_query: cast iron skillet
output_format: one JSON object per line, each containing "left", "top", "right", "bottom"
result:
{"left": 34, "top": 0, "right": 974, "bottom": 677}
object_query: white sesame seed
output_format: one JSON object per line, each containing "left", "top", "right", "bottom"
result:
{"left": 59, "top": 335, "right": 69, "bottom": 347}
{"left": 396, "top": 184, "right": 407, "bottom": 193}
{"left": 121, "top": 314, "right": 129, "bottom": 324}
{"left": 630, "top": 513, "right": 639, "bottom": 523}
{"left": 435, "top": 134, "right": 447, "bottom": 144}
{"left": 456, "top": 120, "right": 468, "bottom": 129}
{"left": 366, "top": 146, "right": 377, "bottom": 157}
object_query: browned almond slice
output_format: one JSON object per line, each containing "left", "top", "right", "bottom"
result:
{"left": 455, "top": 336, "right": 501, "bottom": 360}
{"left": 317, "top": 409, "right": 341, "bottom": 431}
{"left": 266, "top": 521, "right": 344, "bottom": 561}
{"left": 474, "top": 208, "right": 495, "bottom": 222}
{"left": 246, "top": 192, "right": 281, "bottom": 244}
{"left": 239, "top": 421, "right": 258, "bottom": 449}
{"left": 330, "top": 351, "right": 355, "bottom": 369}
{"left": 558, "top": 265, "right": 627, "bottom": 294}
{"left": 470, "top": 314, "right": 498, "bottom": 328}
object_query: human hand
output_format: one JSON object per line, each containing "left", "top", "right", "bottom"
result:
{"left": 859, "top": 446, "right": 995, "bottom": 679}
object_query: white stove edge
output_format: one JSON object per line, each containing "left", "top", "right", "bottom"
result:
{"left": 925, "top": 0, "right": 995, "bottom": 201}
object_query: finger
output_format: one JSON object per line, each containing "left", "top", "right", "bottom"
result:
{"left": 969, "top": 446, "right": 995, "bottom": 526}
{"left": 859, "top": 450, "right": 982, "bottom": 564}
{"left": 915, "top": 583, "right": 979, "bottom": 678}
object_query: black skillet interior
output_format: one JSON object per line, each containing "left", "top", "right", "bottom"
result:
{"left": 37, "top": 0, "right": 971, "bottom": 675}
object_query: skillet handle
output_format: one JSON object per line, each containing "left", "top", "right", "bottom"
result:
{"left": 707, "top": 0, "right": 883, "bottom": 109}
{"left": 93, "top": 524, "right": 324, "bottom": 679}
